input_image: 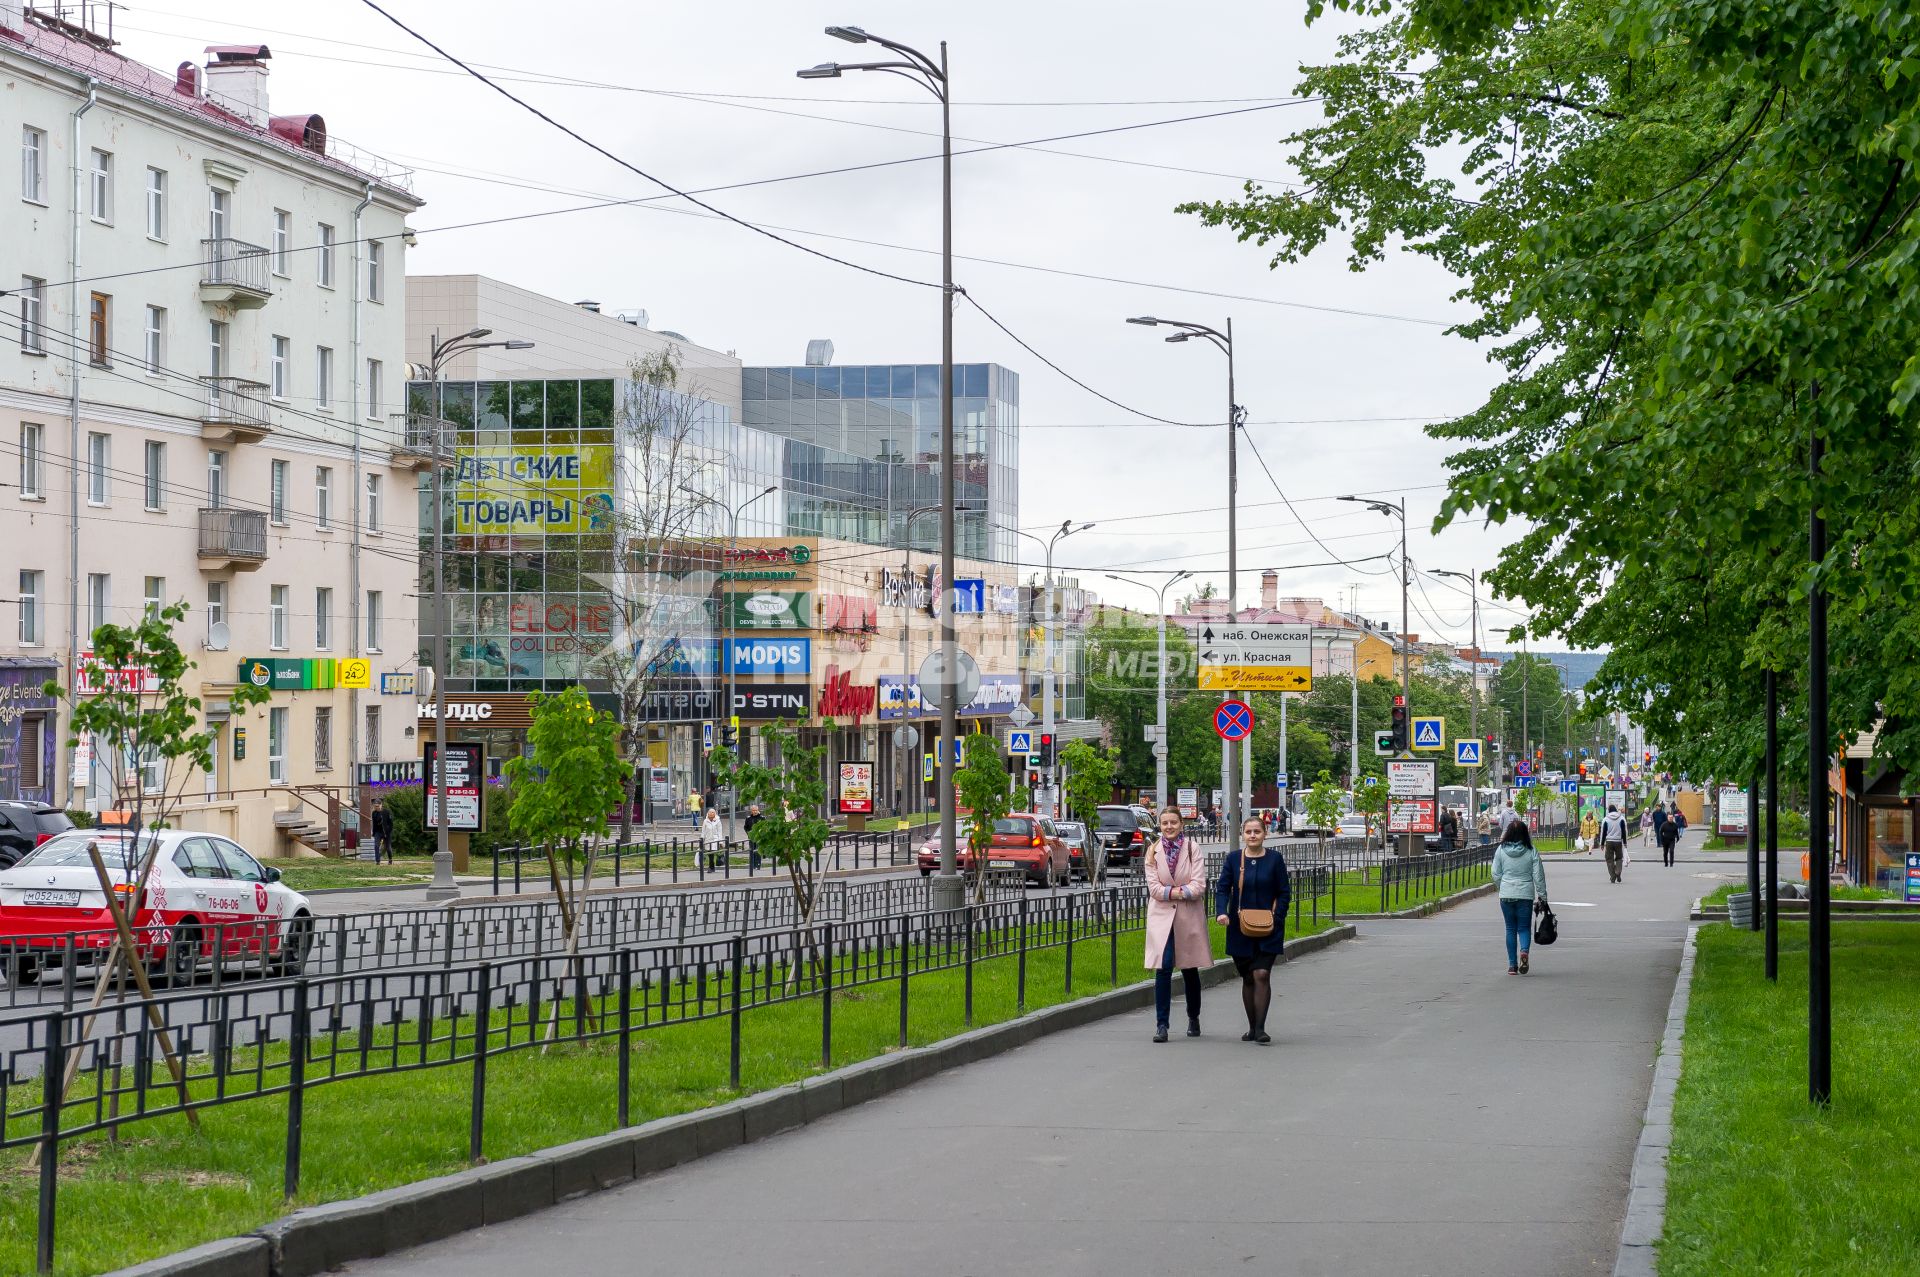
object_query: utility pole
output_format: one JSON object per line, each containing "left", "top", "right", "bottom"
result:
{"left": 1014, "top": 520, "right": 1094, "bottom": 818}
{"left": 1434, "top": 569, "right": 1479, "bottom": 824}
{"left": 1341, "top": 495, "right": 1409, "bottom": 852}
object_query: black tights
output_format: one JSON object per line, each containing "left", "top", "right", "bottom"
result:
{"left": 1240, "top": 969, "right": 1272, "bottom": 1033}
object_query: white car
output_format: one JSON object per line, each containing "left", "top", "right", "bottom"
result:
{"left": 1336, "top": 814, "right": 1371, "bottom": 839}
{"left": 0, "top": 828, "right": 315, "bottom": 985}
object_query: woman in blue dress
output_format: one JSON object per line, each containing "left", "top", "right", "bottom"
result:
{"left": 1214, "top": 815, "right": 1292, "bottom": 1043}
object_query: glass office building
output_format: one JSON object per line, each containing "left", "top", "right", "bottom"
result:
{"left": 743, "top": 362, "right": 1019, "bottom": 564}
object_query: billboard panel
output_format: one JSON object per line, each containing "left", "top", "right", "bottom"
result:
{"left": 452, "top": 445, "right": 614, "bottom": 535}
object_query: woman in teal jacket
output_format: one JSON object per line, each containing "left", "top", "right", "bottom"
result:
{"left": 1490, "top": 820, "right": 1548, "bottom": 974}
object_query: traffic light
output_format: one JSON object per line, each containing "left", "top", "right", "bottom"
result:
{"left": 1390, "top": 702, "right": 1408, "bottom": 752}
{"left": 1026, "top": 769, "right": 1041, "bottom": 788}
{"left": 720, "top": 724, "right": 737, "bottom": 750}
{"left": 1038, "top": 733, "right": 1056, "bottom": 767}
{"left": 1578, "top": 762, "right": 1587, "bottom": 778}
{"left": 1643, "top": 750, "right": 1652, "bottom": 764}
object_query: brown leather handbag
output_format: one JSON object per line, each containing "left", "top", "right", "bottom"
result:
{"left": 1235, "top": 853, "right": 1276, "bottom": 938}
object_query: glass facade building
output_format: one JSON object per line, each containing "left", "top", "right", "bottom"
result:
{"left": 743, "top": 362, "right": 1019, "bottom": 564}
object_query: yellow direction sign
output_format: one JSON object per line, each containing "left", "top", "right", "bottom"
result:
{"left": 1198, "top": 665, "right": 1312, "bottom": 692}
{"left": 335, "top": 658, "right": 372, "bottom": 689}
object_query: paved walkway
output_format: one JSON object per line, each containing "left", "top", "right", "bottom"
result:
{"left": 343, "top": 839, "right": 1732, "bottom": 1277}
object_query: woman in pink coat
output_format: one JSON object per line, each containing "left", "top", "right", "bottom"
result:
{"left": 1143, "top": 807, "right": 1210, "bottom": 1043}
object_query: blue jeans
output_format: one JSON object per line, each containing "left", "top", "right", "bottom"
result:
{"left": 1500, "top": 898, "right": 1533, "bottom": 967}
{"left": 1154, "top": 933, "right": 1201, "bottom": 1026}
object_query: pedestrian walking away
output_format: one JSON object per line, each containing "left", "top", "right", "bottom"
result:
{"left": 1215, "top": 815, "right": 1292, "bottom": 1044}
{"left": 1649, "top": 801, "right": 1669, "bottom": 850}
{"left": 1142, "top": 807, "right": 1209, "bottom": 1043}
{"left": 1658, "top": 809, "right": 1680, "bottom": 867}
{"left": 1437, "top": 807, "right": 1459, "bottom": 855}
{"left": 1600, "top": 804, "right": 1630, "bottom": 883}
{"left": 1476, "top": 807, "right": 1494, "bottom": 847}
{"left": 1490, "top": 819, "right": 1549, "bottom": 974}
{"left": 369, "top": 797, "right": 394, "bottom": 864}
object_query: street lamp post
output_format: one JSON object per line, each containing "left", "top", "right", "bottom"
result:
{"left": 1433, "top": 568, "right": 1479, "bottom": 824}
{"left": 413, "top": 329, "right": 534, "bottom": 902}
{"left": 1106, "top": 571, "right": 1192, "bottom": 812}
{"left": 802, "top": 24, "right": 965, "bottom": 909}
{"left": 1340, "top": 495, "right": 1411, "bottom": 853}
{"left": 1127, "top": 315, "right": 1243, "bottom": 838}
{"left": 1007, "top": 520, "right": 1094, "bottom": 817}
{"left": 683, "top": 483, "right": 777, "bottom": 844}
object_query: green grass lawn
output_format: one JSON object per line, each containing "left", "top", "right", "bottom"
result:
{"left": 1697, "top": 881, "right": 1899, "bottom": 909}
{"left": 0, "top": 912, "right": 1340, "bottom": 1274}
{"left": 1661, "top": 923, "right": 1920, "bottom": 1275}
{"left": 263, "top": 858, "right": 437, "bottom": 890}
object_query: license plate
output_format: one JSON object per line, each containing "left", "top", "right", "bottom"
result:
{"left": 22, "top": 890, "right": 81, "bottom": 907}
{"left": 990, "top": 860, "right": 1016, "bottom": 868}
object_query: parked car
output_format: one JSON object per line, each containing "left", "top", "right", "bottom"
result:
{"left": 1094, "top": 805, "right": 1150, "bottom": 873}
{"left": 0, "top": 802, "right": 76, "bottom": 870}
{"left": 0, "top": 829, "right": 315, "bottom": 986}
{"left": 915, "top": 814, "right": 1071, "bottom": 887}
{"left": 1055, "top": 820, "right": 1093, "bottom": 879}
{"left": 1336, "top": 813, "right": 1371, "bottom": 840}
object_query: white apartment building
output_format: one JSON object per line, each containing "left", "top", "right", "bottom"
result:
{"left": 1, "top": 3, "right": 423, "bottom": 853}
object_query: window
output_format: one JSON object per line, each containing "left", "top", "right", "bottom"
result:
{"left": 18, "top": 422, "right": 44, "bottom": 498}
{"left": 87, "top": 573, "right": 109, "bottom": 635}
{"left": 315, "top": 586, "right": 333, "bottom": 650}
{"left": 367, "top": 239, "right": 384, "bottom": 302}
{"left": 207, "top": 186, "right": 229, "bottom": 240}
{"left": 270, "top": 335, "right": 289, "bottom": 400}
{"left": 143, "top": 440, "right": 166, "bottom": 510}
{"left": 365, "top": 473, "right": 382, "bottom": 533}
{"left": 366, "top": 357, "right": 383, "bottom": 422}
{"left": 207, "top": 449, "right": 227, "bottom": 508}
{"left": 208, "top": 319, "right": 226, "bottom": 377}
{"left": 17, "top": 570, "right": 42, "bottom": 644}
{"left": 364, "top": 705, "right": 381, "bottom": 763}
{"left": 269, "top": 458, "right": 288, "bottom": 523}
{"left": 268, "top": 707, "right": 287, "bottom": 784}
{"left": 87, "top": 293, "right": 109, "bottom": 364}
{"left": 21, "top": 126, "right": 46, "bottom": 203}
{"left": 88, "top": 149, "right": 111, "bottom": 222}
{"left": 271, "top": 209, "right": 290, "bottom": 275}
{"left": 205, "top": 580, "right": 227, "bottom": 645}
{"left": 317, "top": 223, "right": 335, "bottom": 287}
{"left": 366, "top": 589, "right": 382, "bottom": 651}
{"left": 269, "top": 584, "right": 287, "bottom": 649}
{"left": 214, "top": 840, "right": 265, "bottom": 882}
{"left": 18, "top": 276, "right": 45, "bottom": 352}
{"left": 145, "top": 167, "right": 166, "bottom": 239}
{"left": 143, "top": 576, "right": 164, "bottom": 617}
{"left": 137, "top": 744, "right": 163, "bottom": 795}
{"left": 313, "top": 707, "right": 333, "bottom": 771}
{"left": 315, "top": 346, "right": 333, "bottom": 409}
{"left": 86, "top": 432, "right": 108, "bottom": 504}
{"left": 142, "top": 306, "right": 165, "bottom": 374}
{"left": 315, "top": 466, "right": 332, "bottom": 529}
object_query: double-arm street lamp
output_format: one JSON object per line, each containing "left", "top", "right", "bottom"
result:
{"left": 1105, "top": 571, "right": 1191, "bottom": 813}
{"left": 415, "top": 328, "right": 534, "bottom": 902}
{"left": 1340, "top": 494, "right": 1411, "bottom": 852}
{"left": 1126, "top": 315, "right": 1244, "bottom": 836}
{"left": 802, "top": 25, "right": 968, "bottom": 908}
{"left": 1004, "top": 520, "right": 1094, "bottom": 817}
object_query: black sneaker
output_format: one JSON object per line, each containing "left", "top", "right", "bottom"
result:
{"left": 1186, "top": 1018, "right": 1201, "bottom": 1038}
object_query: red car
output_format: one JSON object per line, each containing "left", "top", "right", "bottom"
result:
{"left": 916, "top": 814, "right": 1072, "bottom": 887}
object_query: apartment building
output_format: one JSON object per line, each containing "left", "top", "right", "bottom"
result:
{"left": 2, "top": 3, "right": 422, "bottom": 851}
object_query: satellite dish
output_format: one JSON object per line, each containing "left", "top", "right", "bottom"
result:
{"left": 207, "top": 621, "right": 231, "bottom": 650}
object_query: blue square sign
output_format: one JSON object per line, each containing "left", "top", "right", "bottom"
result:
{"left": 1454, "top": 739, "right": 1482, "bottom": 767}
{"left": 1007, "top": 730, "right": 1033, "bottom": 756}
{"left": 1411, "top": 716, "right": 1445, "bottom": 751}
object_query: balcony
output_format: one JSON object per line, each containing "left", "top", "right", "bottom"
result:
{"left": 390, "top": 418, "right": 443, "bottom": 472}
{"left": 198, "top": 237, "right": 273, "bottom": 308}
{"left": 200, "top": 376, "right": 272, "bottom": 444}
{"left": 198, "top": 507, "right": 268, "bottom": 571}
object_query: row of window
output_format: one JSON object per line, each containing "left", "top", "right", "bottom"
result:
{"left": 18, "top": 423, "right": 385, "bottom": 531}
{"left": 20, "top": 126, "right": 379, "bottom": 296}
{"left": 15, "top": 570, "right": 386, "bottom": 654}
{"left": 17, "top": 280, "right": 382, "bottom": 418}
{"left": 124, "top": 704, "right": 381, "bottom": 789}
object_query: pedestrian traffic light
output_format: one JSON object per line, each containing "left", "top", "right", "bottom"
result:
{"left": 1038, "top": 733, "right": 1056, "bottom": 767}
{"left": 720, "top": 725, "right": 737, "bottom": 750}
{"left": 1390, "top": 702, "right": 1408, "bottom": 752}
{"left": 1026, "top": 769, "right": 1041, "bottom": 788}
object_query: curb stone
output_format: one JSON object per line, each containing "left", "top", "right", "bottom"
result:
{"left": 108, "top": 924, "right": 1356, "bottom": 1277}
{"left": 1614, "top": 923, "right": 1698, "bottom": 1277}
{"left": 1332, "top": 879, "right": 1498, "bottom": 920}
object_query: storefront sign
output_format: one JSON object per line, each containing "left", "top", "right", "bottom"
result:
{"left": 380, "top": 672, "right": 417, "bottom": 696}
{"left": 415, "top": 694, "right": 534, "bottom": 730}
{"left": 838, "top": 761, "right": 874, "bottom": 815}
{"left": 640, "top": 686, "right": 718, "bottom": 723}
{"left": 991, "top": 584, "right": 1020, "bottom": 615}
{"left": 819, "top": 665, "right": 876, "bottom": 724}
{"left": 726, "top": 637, "right": 810, "bottom": 675}
{"left": 78, "top": 652, "right": 161, "bottom": 695}
{"left": 724, "top": 544, "right": 811, "bottom": 566}
{"left": 237, "top": 657, "right": 337, "bottom": 691}
{"left": 819, "top": 594, "right": 877, "bottom": 633}
{"left": 1715, "top": 784, "right": 1749, "bottom": 837}
{"left": 0, "top": 662, "right": 56, "bottom": 802}
{"left": 731, "top": 683, "right": 811, "bottom": 719}
{"left": 423, "top": 741, "right": 484, "bottom": 832}
{"left": 877, "top": 673, "right": 1022, "bottom": 720}
{"left": 453, "top": 445, "right": 615, "bottom": 535}
{"left": 879, "top": 566, "right": 937, "bottom": 611}
{"left": 336, "top": 658, "right": 372, "bottom": 689}
{"left": 1907, "top": 852, "right": 1920, "bottom": 904}
{"left": 725, "top": 591, "right": 811, "bottom": 630}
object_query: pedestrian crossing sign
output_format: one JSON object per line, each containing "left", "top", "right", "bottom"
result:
{"left": 1007, "top": 730, "right": 1033, "bottom": 757}
{"left": 1411, "top": 716, "right": 1445, "bottom": 751}
{"left": 922, "top": 752, "right": 934, "bottom": 782}
{"left": 1454, "top": 738, "right": 1482, "bottom": 767}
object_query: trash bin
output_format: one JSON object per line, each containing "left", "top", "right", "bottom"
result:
{"left": 1727, "top": 891, "right": 1754, "bottom": 928}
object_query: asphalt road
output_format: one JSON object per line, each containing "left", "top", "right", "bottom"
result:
{"left": 340, "top": 837, "right": 1724, "bottom": 1277}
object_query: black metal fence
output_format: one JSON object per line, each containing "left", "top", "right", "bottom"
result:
{"left": 488, "top": 829, "right": 920, "bottom": 893}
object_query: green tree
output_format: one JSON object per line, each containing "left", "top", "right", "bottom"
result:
{"left": 1353, "top": 773, "right": 1388, "bottom": 853}
{"left": 1181, "top": 0, "right": 1920, "bottom": 782}
{"left": 1084, "top": 610, "right": 1199, "bottom": 790}
{"left": 1304, "top": 770, "right": 1346, "bottom": 861}
{"left": 954, "top": 731, "right": 1017, "bottom": 900}
{"left": 1059, "top": 739, "right": 1117, "bottom": 882}
{"left": 716, "top": 726, "right": 833, "bottom": 928}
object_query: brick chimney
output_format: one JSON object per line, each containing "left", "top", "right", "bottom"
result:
{"left": 203, "top": 45, "right": 272, "bottom": 128}
{"left": 1260, "top": 570, "right": 1277, "bottom": 611}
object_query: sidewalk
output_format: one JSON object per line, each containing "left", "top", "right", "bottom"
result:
{"left": 339, "top": 848, "right": 1714, "bottom": 1276}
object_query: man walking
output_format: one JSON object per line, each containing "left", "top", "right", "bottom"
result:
{"left": 369, "top": 797, "right": 394, "bottom": 864}
{"left": 1658, "top": 808, "right": 1681, "bottom": 867}
{"left": 1600, "top": 804, "right": 1630, "bottom": 883}
{"left": 744, "top": 803, "right": 764, "bottom": 871}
